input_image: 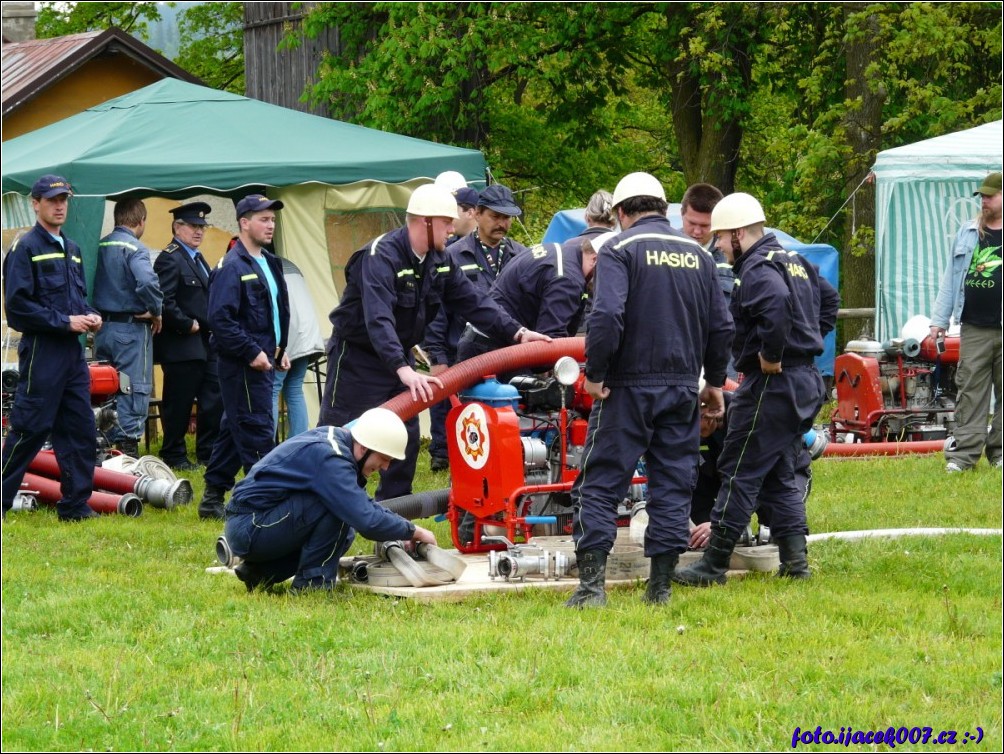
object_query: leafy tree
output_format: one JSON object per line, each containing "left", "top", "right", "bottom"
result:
{"left": 36, "top": 1, "right": 163, "bottom": 39}
{"left": 175, "top": 2, "right": 245, "bottom": 92}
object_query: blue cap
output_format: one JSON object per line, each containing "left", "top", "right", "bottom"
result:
{"left": 31, "top": 174, "right": 72, "bottom": 199}
{"left": 454, "top": 186, "right": 481, "bottom": 208}
{"left": 170, "top": 201, "right": 212, "bottom": 226}
{"left": 235, "top": 194, "right": 284, "bottom": 218}
{"left": 477, "top": 184, "right": 521, "bottom": 217}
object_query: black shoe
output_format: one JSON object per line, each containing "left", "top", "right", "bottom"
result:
{"left": 775, "top": 534, "right": 811, "bottom": 579}
{"left": 169, "top": 459, "right": 200, "bottom": 472}
{"left": 58, "top": 506, "right": 99, "bottom": 522}
{"left": 234, "top": 561, "right": 276, "bottom": 592}
{"left": 430, "top": 456, "right": 450, "bottom": 472}
{"left": 115, "top": 438, "right": 140, "bottom": 457}
{"left": 642, "top": 553, "right": 679, "bottom": 605}
{"left": 672, "top": 527, "right": 738, "bottom": 587}
{"left": 198, "top": 486, "right": 226, "bottom": 520}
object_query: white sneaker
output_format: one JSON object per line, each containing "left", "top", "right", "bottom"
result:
{"left": 945, "top": 461, "right": 964, "bottom": 474}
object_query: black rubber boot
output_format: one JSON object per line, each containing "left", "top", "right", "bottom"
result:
{"left": 565, "top": 550, "right": 608, "bottom": 608}
{"left": 198, "top": 486, "right": 226, "bottom": 520}
{"left": 642, "top": 553, "right": 678, "bottom": 605}
{"left": 672, "top": 527, "right": 737, "bottom": 587}
{"left": 775, "top": 534, "right": 811, "bottom": 579}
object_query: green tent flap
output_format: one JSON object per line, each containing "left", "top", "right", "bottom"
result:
{"left": 1, "top": 79, "right": 486, "bottom": 198}
{"left": 872, "top": 120, "right": 1002, "bottom": 340}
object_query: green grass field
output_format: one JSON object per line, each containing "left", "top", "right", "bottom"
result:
{"left": 2, "top": 447, "right": 1001, "bottom": 751}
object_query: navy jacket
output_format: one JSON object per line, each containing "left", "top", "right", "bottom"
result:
{"left": 3, "top": 222, "right": 97, "bottom": 336}
{"left": 729, "top": 233, "right": 839, "bottom": 374}
{"left": 490, "top": 242, "right": 588, "bottom": 338}
{"left": 208, "top": 240, "right": 290, "bottom": 364}
{"left": 423, "top": 232, "right": 527, "bottom": 365}
{"left": 154, "top": 239, "right": 213, "bottom": 363}
{"left": 586, "top": 214, "right": 734, "bottom": 388}
{"left": 329, "top": 226, "right": 522, "bottom": 374}
{"left": 227, "top": 426, "right": 417, "bottom": 542}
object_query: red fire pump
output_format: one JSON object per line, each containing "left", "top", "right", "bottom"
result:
{"left": 442, "top": 358, "right": 635, "bottom": 553}
{"left": 829, "top": 333, "right": 959, "bottom": 444}
{"left": 2, "top": 362, "right": 131, "bottom": 455}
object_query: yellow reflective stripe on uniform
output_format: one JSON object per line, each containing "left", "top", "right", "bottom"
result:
{"left": 30, "top": 252, "right": 65, "bottom": 262}
{"left": 240, "top": 273, "right": 258, "bottom": 281}
{"left": 554, "top": 243, "right": 564, "bottom": 277}
{"left": 612, "top": 232, "right": 703, "bottom": 251}
{"left": 716, "top": 263, "right": 732, "bottom": 270}
{"left": 327, "top": 425, "right": 342, "bottom": 455}
{"left": 369, "top": 233, "right": 387, "bottom": 256}
{"left": 70, "top": 256, "right": 82, "bottom": 264}
{"left": 460, "top": 263, "right": 480, "bottom": 271}
{"left": 733, "top": 278, "right": 741, "bottom": 287}
{"left": 436, "top": 265, "right": 450, "bottom": 273}
{"left": 98, "top": 241, "right": 139, "bottom": 251}
{"left": 397, "top": 268, "right": 417, "bottom": 278}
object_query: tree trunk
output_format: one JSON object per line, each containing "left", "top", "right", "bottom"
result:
{"left": 839, "top": 3, "right": 885, "bottom": 340}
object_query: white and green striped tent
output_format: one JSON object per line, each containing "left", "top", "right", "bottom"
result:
{"left": 873, "top": 120, "right": 1002, "bottom": 340}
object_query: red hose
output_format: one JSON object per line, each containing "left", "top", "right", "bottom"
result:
{"left": 29, "top": 450, "right": 138, "bottom": 495}
{"left": 21, "top": 472, "right": 143, "bottom": 516}
{"left": 382, "top": 337, "right": 586, "bottom": 420}
{"left": 822, "top": 440, "right": 944, "bottom": 457}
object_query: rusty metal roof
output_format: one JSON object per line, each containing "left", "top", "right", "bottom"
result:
{"left": 2, "top": 27, "right": 201, "bottom": 117}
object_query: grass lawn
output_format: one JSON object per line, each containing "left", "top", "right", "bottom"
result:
{"left": 2, "top": 443, "right": 1001, "bottom": 751}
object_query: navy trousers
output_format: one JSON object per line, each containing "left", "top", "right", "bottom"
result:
{"left": 160, "top": 357, "right": 222, "bottom": 466}
{"left": 318, "top": 338, "right": 419, "bottom": 500}
{"left": 204, "top": 357, "right": 275, "bottom": 490}
{"left": 2, "top": 335, "right": 95, "bottom": 516}
{"left": 711, "top": 365, "right": 824, "bottom": 539}
{"left": 224, "top": 492, "right": 355, "bottom": 589}
{"left": 572, "top": 384, "right": 700, "bottom": 558}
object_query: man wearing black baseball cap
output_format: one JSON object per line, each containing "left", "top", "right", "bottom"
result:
{"left": 2, "top": 175, "right": 103, "bottom": 521}
{"left": 930, "top": 171, "right": 1003, "bottom": 473}
{"left": 153, "top": 201, "right": 223, "bottom": 472}
{"left": 197, "top": 194, "right": 290, "bottom": 519}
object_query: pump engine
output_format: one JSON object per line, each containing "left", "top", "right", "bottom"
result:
{"left": 829, "top": 333, "right": 958, "bottom": 443}
{"left": 445, "top": 357, "right": 646, "bottom": 552}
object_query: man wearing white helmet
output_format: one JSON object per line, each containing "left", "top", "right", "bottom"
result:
{"left": 566, "top": 171, "right": 734, "bottom": 608}
{"left": 223, "top": 408, "right": 437, "bottom": 593}
{"left": 318, "top": 184, "right": 548, "bottom": 501}
{"left": 674, "top": 192, "right": 839, "bottom": 588}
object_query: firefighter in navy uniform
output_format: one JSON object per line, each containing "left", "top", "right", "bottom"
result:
{"left": 566, "top": 172, "right": 734, "bottom": 607}
{"left": 318, "top": 184, "right": 548, "bottom": 502}
{"left": 2, "top": 175, "right": 103, "bottom": 521}
{"left": 224, "top": 408, "right": 437, "bottom": 593}
{"left": 674, "top": 193, "right": 839, "bottom": 587}
{"left": 456, "top": 235, "right": 601, "bottom": 361}
{"left": 153, "top": 201, "right": 223, "bottom": 471}
{"left": 423, "top": 183, "right": 527, "bottom": 472}
{"left": 197, "top": 195, "right": 290, "bottom": 520}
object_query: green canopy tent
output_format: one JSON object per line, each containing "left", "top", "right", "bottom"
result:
{"left": 2, "top": 77, "right": 486, "bottom": 308}
{"left": 872, "top": 120, "right": 1002, "bottom": 340}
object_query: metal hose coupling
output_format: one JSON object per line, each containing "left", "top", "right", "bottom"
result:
{"left": 116, "top": 493, "right": 144, "bottom": 517}
{"left": 134, "top": 476, "right": 194, "bottom": 509}
{"left": 215, "top": 536, "right": 243, "bottom": 568}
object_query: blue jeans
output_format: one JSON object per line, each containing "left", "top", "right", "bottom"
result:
{"left": 272, "top": 356, "right": 310, "bottom": 438}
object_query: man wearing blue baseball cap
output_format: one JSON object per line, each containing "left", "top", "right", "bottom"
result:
{"left": 2, "top": 175, "right": 103, "bottom": 521}
{"left": 197, "top": 194, "right": 290, "bottom": 519}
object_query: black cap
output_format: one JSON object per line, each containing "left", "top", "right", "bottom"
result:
{"left": 235, "top": 194, "right": 284, "bottom": 218}
{"left": 170, "top": 202, "right": 212, "bottom": 226}
{"left": 477, "top": 184, "right": 522, "bottom": 217}
{"left": 31, "top": 174, "right": 72, "bottom": 199}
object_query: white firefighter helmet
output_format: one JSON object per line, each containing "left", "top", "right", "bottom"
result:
{"left": 611, "top": 172, "right": 666, "bottom": 208}
{"left": 406, "top": 184, "right": 459, "bottom": 219}
{"left": 709, "top": 192, "right": 766, "bottom": 233}
{"left": 351, "top": 408, "right": 408, "bottom": 460}
{"left": 434, "top": 170, "right": 468, "bottom": 191}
